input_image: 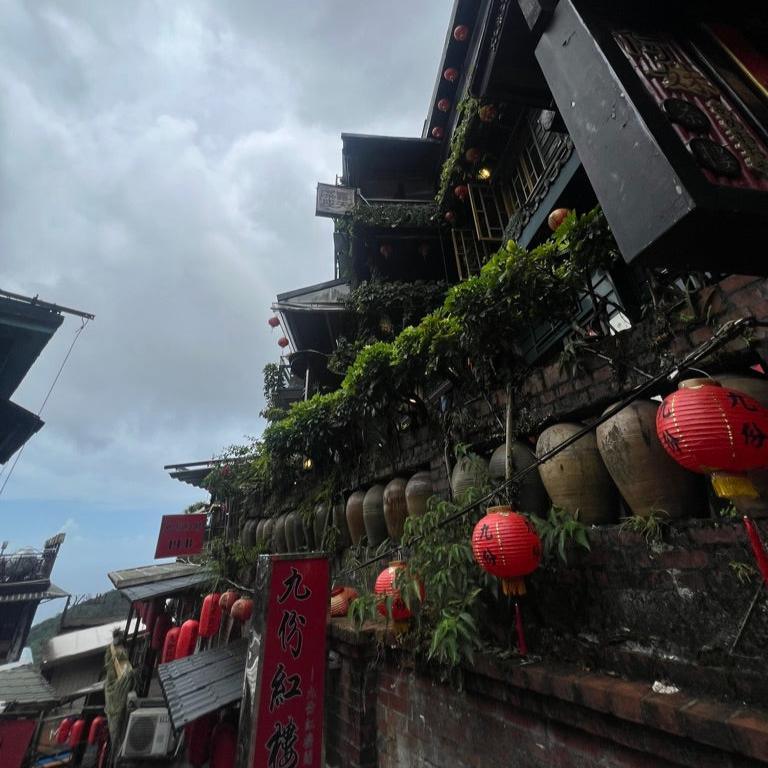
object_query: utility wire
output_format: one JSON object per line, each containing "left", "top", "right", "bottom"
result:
{"left": 334, "top": 315, "right": 761, "bottom": 579}
{"left": 0, "top": 318, "right": 90, "bottom": 500}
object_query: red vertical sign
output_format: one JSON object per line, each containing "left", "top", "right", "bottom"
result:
{"left": 251, "top": 557, "right": 328, "bottom": 768}
{"left": 154, "top": 514, "right": 207, "bottom": 558}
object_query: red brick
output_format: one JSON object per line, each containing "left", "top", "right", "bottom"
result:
{"left": 607, "top": 679, "right": 646, "bottom": 724}
{"left": 549, "top": 670, "right": 587, "bottom": 703}
{"left": 574, "top": 675, "right": 614, "bottom": 714}
{"left": 727, "top": 709, "right": 768, "bottom": 761}
{"left": 688, "top": 524, "right": 739, "bottom": 545}
{"left": 657, "top": 549, "right": 709, "bottom": 569}
{"left": 719, "top": 274, "right": 760, "bottom": 296}
{"left": 678, "top": 698, "right": 736, "bottom": 753}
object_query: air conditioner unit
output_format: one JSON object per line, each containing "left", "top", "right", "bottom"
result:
{"left": 120, "top": 707, "right": 174, "bottom": 758}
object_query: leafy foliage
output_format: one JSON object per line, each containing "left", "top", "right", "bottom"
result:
{"left": 436, "top": 97, "right": 479, "bottom": 205}
{"left": 532, "top": 506, "right": 591, "bottom": 564}
{"left": 619, "top": 510, "right": 670, "bottom": 545}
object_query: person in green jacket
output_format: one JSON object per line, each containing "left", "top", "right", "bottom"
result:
{"left": 103, "top": 629, "right": 135, "bottom": 758}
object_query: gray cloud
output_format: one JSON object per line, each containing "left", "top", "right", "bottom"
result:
{"left": 0, "top": 0, "right": 447, "bottom": 517}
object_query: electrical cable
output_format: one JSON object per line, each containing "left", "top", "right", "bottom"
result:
{"left": 0, "top": 318, "right": 90, "bottom": 500}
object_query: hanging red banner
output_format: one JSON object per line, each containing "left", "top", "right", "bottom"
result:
{"left": 240, "top": 555, "right": 329, "bottom": 768}
{"left": 154, "top": 513, "right": 207, "bottom": 559}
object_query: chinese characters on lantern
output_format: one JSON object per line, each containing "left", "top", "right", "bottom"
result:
{"left": 249, "top": 557, "right": 329, "bottom": 768}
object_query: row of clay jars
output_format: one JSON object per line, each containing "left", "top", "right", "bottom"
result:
{"left": 345, "top": 471, "right": 435, "bottom": 546}
{"left": 488, "top": 441, "right": 550, "bottom": 517}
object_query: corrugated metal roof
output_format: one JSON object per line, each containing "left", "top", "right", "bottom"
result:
{"left": 108, "top": 562, "right": 203, "bottom": 590}
{"left": 41, "top": 619, "right": 143, "bottom": 667}
{"left": 157, "top": 639, "right": 247, "bottom": 731}
{"left": 0, "top": 582, "right": 68, "bottom": 604}
{"left": 0, "top": 665, "right": 58, "bottom": 709}
{"left": 119, "top": 571, "right": 212, "bottom": 602}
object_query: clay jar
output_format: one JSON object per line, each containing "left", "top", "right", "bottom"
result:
{"left": 241, "top": 520, "right": 258, "bottom": 548}
{"left": 405, "top": 471, "right": 433, "bottom": 518}
{"left": 292, "top": 512, "right": 307, "bottom": 551}
{"left": 345, "top": 491, "right": 366, "bottom": 546}
{"left": 489, "top": 442, "right": 549, "bottom": 517}
{"left": 596, "top": 401, "right": 703, "bottom": 519}
{"left": 261, "top": 518, "right": 275, "bottom": 553}
{"left": 314, "top": 503, "right": 330, "bottom": 549}
{"left": 272, "top": 514, "right": 288, "bottom": 553}
{"left": 537, "top": 423, "right": 618, "bottom": 524}
{"left": 383, "top": 478, "right": 408, "bottom": 542}
{"left": 363, "top": 484, "right": 388, "bottom": 546}
{"left": 284, "top": 511, "right": 298, "bottom": 552}
{"left": 451, "top": 455, "right": 489, "bottom": 502}
{"left": 333, "top": 501, "right": 351, "bottom": 549}
{"left": 255, "top": 519, "right": 266, "bottom": 545}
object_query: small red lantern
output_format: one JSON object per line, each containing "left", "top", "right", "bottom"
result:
{"left": 219, "top": 590, "right": 239, "bottom": 614}
{"left": 431, "top": 126, "right": 444, "bottom": 140}
{"left": 231, "top": 597, "right": 253, "bottom": 623}
{"left": 56, "top": 718, "right": 74, "bottom": 745}
{"left": 374, "top": 561, "right": 423, "bottom": 631}
{"left": 478, "top": 104, "right": 497, "bottom": 123}
{"left": 437, "top": 98, "right": 451, "bottom": 113}
{"left": 453, "top": 24, "right": 470, "bottom": 41}
{"left": 268, "top": 316, "right": 280, "bottom": 328}
{"left": 186, "top": 715, "right": 214, "bottom": 768}
{"left": 330, "top": 586, "right": 349, "bottom": 618}
{"left": 443, "top": 67, "right": 459, "bottom": 82}
{"left": 379, "top": 243, "right": 393, "bottom": 259}
{"left": 199, "top": 593, "right": 222, "bottom": 638}
{"left": 465, "top": 147, "right": 481, "bottom": 163}
{"left": 161, "top": 626, "right": 180, "bottom": 664}
{"left": 87, "top": 717, "right": 106, "bottom": 746}
{"left": 472, "top": 506, "right": 541, "bottom": 596}
{"left": 210, "top": 723, "right": 237, "bottom": 768}
{"left": 68, "top": 719, "right": 87, "bottom": 749}
{"left": 277, "top": 336, "right": 289, "bottom": 349}
{"left": 656, "top": 381, "right": 768, "bottom": 498}
{"left": 176, "top": 619, "right": 199, "bottom": 659}
{"left": 453, "top": 184, "right": 469, "bottom": 201}
{"left": 151, "top": 612, "right": 172, "bottom": 651}
{"left": 547, "top": 207, "right": 571, "bottom": 231}
{"left": 444, "top": 211, "right": 455, "bottom": 223}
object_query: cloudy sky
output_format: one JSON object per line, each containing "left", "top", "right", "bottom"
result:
{"left": 1, "top": 0, "right": 449, "bottom": 623}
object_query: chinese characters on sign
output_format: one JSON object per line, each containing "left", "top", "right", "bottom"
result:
{"left": 249, "top": 557, "right": 329, "bottom": 768}
{"left": 315, "top": 183, "right": 356, "bottom": 218}
{"left": 154, "top": 513, "right": 207, "bottom": 558}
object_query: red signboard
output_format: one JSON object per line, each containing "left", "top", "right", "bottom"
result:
{"left": 0, "top": 719, "right": 37, "bottom": 768}
{"left": 154, "top": 514, "right": 207, "bottom": 559}
{"left": 246, "top": 556, "right": 329, "bottom": 768}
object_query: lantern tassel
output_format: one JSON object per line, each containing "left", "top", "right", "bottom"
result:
{"left": 501, "top": 577, "right": 526, "bottom": 596}
{"left": 743, "top": 516, "right": 768, "bottom": 584}
{"left": 711, "top": 472, "right": 759, "bottom": 500}
{"left": 514, "top": 601, "right": 527, "bottom": 656}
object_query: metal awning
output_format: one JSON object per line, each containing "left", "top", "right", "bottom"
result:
{"left": 117, "top": 572, "right": 213, "bottom": 602}
{"left": 157, "top": 639, "right": 247, "bottom": 731}
{"left": 108, "top": 562, "right": 203, "bottom": 590}
{"left": 0, "top": 583, "right": 68, "bottom": 604}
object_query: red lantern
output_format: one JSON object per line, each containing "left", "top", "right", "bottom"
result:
{"left": 219, "top": 590, "right": 239, "bottom": 614}
{"left": 379, "top": 243, "right": 393, "bottom": 259}
{"left": 87, "top": 717, "right": 106, "bottom": 746}
{"left": 277, "top": 336, "right": 289, "bottom": 349}
{"left": 453, "top": 184, "right": 468, "bottom": 201}
{"left": 547, "top": 207, "right": 571, "bottom": 231}
{"left": 210, "top": 723, "right": 237, "bottom": 768}
{"left": 330, "top": 586, "right": 349, "bottom": 618}
{"left": 374, "top": 561, "right": 423, "bottom": 628}
{"left": 437, "top": 98, "right": 451, "bottom": 113}
{"left": 68, "top": 719, "right": 87, "bottom": 748}
{"left": 444, "top": 211, "right": 455, "bottom": 223}
{"left": 199, "top": 593, "right": 222, "bottom": 638}
{"left": 161, "top": 626, "right": 181, "bottom": 664}
{"left": 478, "top": 104, "right": 497, "bottom": 123}
{"left": 443, "top": 67, "right": 459, "bottom": 82}
{"left": 465, "top": 147, "right": 481, "bottom": 163}
{"left": 231, "top": 598, "right": 253, "bottom": 623}
{"left": 151, "top": 612, "right": 172, "bottom": 651}
{"left": 56, "top": 718, "right": 74, "bottom": 745}
{"left": 472, "top": 506, "right": 541, "bottom": 595}
{"left": 657, "top": 381, "right": 768, "bottom": 498}
{"left": 268, "top": 316, "right": 280, "bottom": 328}
{"left": 453, "top": 24, "right": 470, "bottom": 41}
{"left": 431, "top": 126, "right": 444, "bottom": 140}
{"left": 186, "top": 715, "right": 214, "bottom": 768}
{"left": 176, "top": 619, "right": 199, "bottom": 659}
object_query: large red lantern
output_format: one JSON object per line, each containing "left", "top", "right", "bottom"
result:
{"left": 210, "top": 723, "right": 237, "bottom": 768}
{"left": 471, "top": 506, "right": 541, "bottom": 596}
{"left": 656, "top": 381, "right": 768, "bottom": 498}
{"left": 87, "top": 717, "right": 106, "bottom": 746}
{"left": 453, "top": 24, "right": 470, "bottom": 41}
{"left": 453, "top": 184, "right": 468, "bottom": 201}
{"left": 443, "top": 67, "right": 459, "bottom": 82}
{"left": 151, "top": 612, "right": 172, "bottom": 651}
{"left": 161, "top": 626, "right": 181, "bottom": 664}
{"left": 277, "top": 336, "right": 289, "bottom": 349}
{"left": 199, "top": 593, "right": 222, "bottom": 638}
{"left": 68, "top": 719, "right": 87, "bottom": 749}
{"left": 55, "top": 718, "right": 74, "bottom": 745}
{"left": 231, "top": 598, "right": 253, "bottom": 623}
{"left": 374, "top": 561, "right": 423, "bottom": 630}
{"left": 431, "top": 126, "right": 444, "bottom": 140}
{"left": 219, "top": 590, "right": 239, "bottom": 614}
{"left": 268, "top": 316, "right": 280, "bottom": 328}
{"left": 547, "top": 207, "right": 571, "bottom": 231}
{"left": 176, "top": 619, "right": 199, "bottom": 659}
{"left": 437, "top": 98, "right": 451, "bottom": 113}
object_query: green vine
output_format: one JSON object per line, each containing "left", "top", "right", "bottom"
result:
{"left": 436, "top": 97, "right": 479, "bottom": 206}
